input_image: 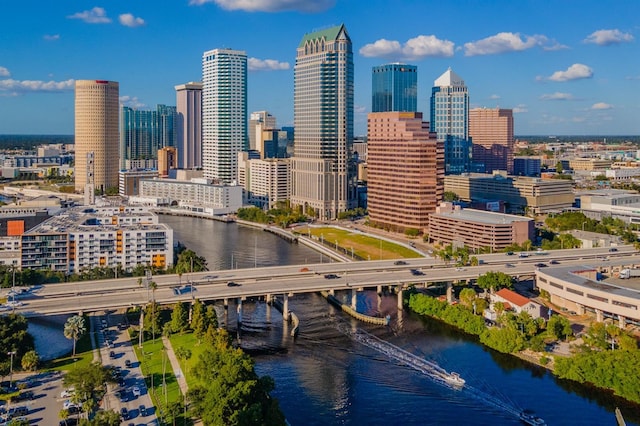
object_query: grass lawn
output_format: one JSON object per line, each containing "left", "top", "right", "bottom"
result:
{"left": 131, "top": 332, "right": 191, "bottom": 425}
{"left": 296, "top": 226, "right": 421, "bottom": 260}
{"left": 168, "top": 332, "right": 207, "bottom": 389}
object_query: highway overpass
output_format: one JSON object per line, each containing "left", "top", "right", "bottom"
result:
{"left": 3, "top": 246, "right": 639, "bottom": 317}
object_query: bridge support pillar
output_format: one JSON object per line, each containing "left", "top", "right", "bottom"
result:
{"left": 237, "top": 298, "right": 243, "bottom": 325}
{"left": 576, "top": 303, "right": 585, "bottom": 315}
{"left": 595, "top": 308, "right": 604, "bottom": 323}
{"left": 266, "top": 294, "right": 272, "bottom": 304}
{"left": 351, "top": 288, "right": 357, "bottom": 310}
{"left": 619, "top": 315, "right": 626, "bottom": 329}
{"left": 329, "top": 288, "right": 334, "bottom": 296}
{"left": 377, "top": 285, "right": 382, "bottom": 295}
{"left": 446, "top": 282, "right": 453, "bottom": 303}
{"left": 283, "top": 294, "right": 290, "bottom": 321}
{"left": 223, "top": 298, "right": 229, "bottom": 310}
{"left": 397, "top": 288, "right": 403, "bottom": 310}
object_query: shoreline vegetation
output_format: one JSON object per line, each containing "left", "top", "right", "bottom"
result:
{"left": 406, "top": 291, "right": 640, "bottom": 405}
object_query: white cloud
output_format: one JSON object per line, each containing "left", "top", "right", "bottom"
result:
{"left": 626, "top": 75, "right": 640, "bottom": 80}
{"left": 247, "top": 58, "right": 290, "bottom": 71}
{"left": 359, "top": 35, "right": 454, "bottom": 60}
{"left": 584, "top": 29, "right": 634, "bottom": 46}
{"left": 43, "top": 34, "right": 60, "bottom": 41}
{"left": 0, "top": 78, "right": 75, "bottom": 93}
{"left": 119, "top": 14, "right": 145, "bottom": 28}
{"left": 540, "top": 92, "right": 575, "bottom": 101}
{"left": 463, "top": 32, "right": 549, "bottom": 56}
{"left": 0, "top": 67, "right": 10, "bottom": 77}
{"left": 489, "top": 94, "right": 500, "bottom": 100}
{"left": 591, "top": 102, "right": 613, "bottom": 110}
{"left": 189, "top": 0, "right": 334, "bottom": 12}
{"left": 512, "top": 104, "right": 528, "bottom": 113}
{"left": 354, "top": 105, "right": 367, "bottom": 114}
{"left": 119, "top": 95, "right": 146, "bottom": 109}
{"left": 547, "top": 64, "right": 593, "bottom": 82}
{"left": 67, "top": 7, "right": 111, "bottom": 24}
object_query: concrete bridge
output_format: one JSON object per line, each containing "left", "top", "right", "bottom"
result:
{"left": 4, "top": 246, "right": 639, "bottom": 321}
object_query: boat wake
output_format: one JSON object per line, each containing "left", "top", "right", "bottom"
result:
{"left": 342, "top": 326, "right": 465, "bottom": 390}
{"left": 340, "top": 325, "right": 546, "bottom": 425}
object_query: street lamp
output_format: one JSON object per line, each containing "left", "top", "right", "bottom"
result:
{"left": 7, "top": 350, "right": 16, "bottom": 388}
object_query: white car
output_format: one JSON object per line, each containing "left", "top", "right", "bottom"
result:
{"left": 6, "top": 300, "right": 23, "bottom": 307}
{"left": 131, "top": 386, "right": 141, "bottom": 397}
{"left": 60, "top": 388, "right": 75, "bottom": 398}
{"left": 63, "top": 400, "right": 80, "bottom": 410}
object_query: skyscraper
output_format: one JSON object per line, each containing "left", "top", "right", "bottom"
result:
{"left": 367, "top": 112, "right": 444, "bottom": 232}
{"left": 75, "top": 80, "right": 119, "bottom": 193}
{"left": 430, "top": 68, "right": 471, "bottom": 174}
{"left": 119, "top": 104, "right": 176, "bottom": 170}
{"left": 175, "top": 82, "right": 202, "bottom": 169}
{"left": 290, "top": 24, "right": 355, "bottom": 220}
{"left": 249, "top": 111, "right": 276, "bottom": 151}
{"left": 202, "top": 48, "right": 247, "bottom": 183}
{"left": 469, "top": 108, "right": 514, "bottom": 174}
{"left": 372, "top": 63, "right": 417, "bottom": 113}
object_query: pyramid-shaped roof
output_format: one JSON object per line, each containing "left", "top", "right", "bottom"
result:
{"left": 298, "top": 24, "right": 348, "bottom": 48}
{"left": 434, "top": 67, "right": 465, "bottom": 87}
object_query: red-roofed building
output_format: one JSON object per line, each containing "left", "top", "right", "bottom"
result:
{"left": 491, "top": 288, "right": 543, "bottom": 319}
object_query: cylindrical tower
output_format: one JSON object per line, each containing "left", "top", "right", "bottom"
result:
{"left": 75, "top": 80, "right": 119, "bottom": 193}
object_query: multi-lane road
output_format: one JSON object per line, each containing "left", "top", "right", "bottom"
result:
{"left": 4, "top": 246, "right": 639, "bottom": 316}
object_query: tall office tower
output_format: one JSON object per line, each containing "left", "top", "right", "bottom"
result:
{"left": 158, "top": 147, "right": 178, "bottom": 177}
{"left": 290, "top": 24, "right": 355, "bottom": 220}
{"left": 469, "top": 108, "right": 514, "bottom": 174}
{"left": 430, "top": 68, "right": 471, "bottom": 174}
{"left": 372, "top": 63, "right": 417, "bottom": 112}
{"left": 175, "top": 82, "right": 202, "bottom": 169}
{"left": 202, "top": 48, "right": 248, "bottom": 183}
{"left": 75, "top": 80, "right": 119, "bottom": 192}
{"left": 367, "top": 112, "right": 444, "bottom": 232}
{"left": 119, "top": 104, "right": 176, "bottom": 170}
{"left": 249, "top": 111, "right": 276, "bottom": 151}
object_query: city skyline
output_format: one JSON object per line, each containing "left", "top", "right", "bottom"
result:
{"left": 0, "top": 0, "right": 639, "bottom": 136}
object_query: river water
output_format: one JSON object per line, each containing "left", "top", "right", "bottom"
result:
{"left": 104, "top": 216, "right": 639, "bottom": 424}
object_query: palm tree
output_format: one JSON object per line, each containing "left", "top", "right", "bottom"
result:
{"left": 149, "top": 281, "right": 157, "bottom": 341}
{"left": 63, "top": 315, "right": 86, "bottom": 357}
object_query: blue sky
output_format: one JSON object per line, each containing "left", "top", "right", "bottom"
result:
{"left": 1, "top": 0, "right": 639, "bottom": 136}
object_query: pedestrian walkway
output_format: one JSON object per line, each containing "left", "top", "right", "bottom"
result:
{"left": 160, "top": 336, "right": 188, "bottom": 396}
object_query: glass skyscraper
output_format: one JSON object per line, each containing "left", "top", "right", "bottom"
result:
{"left": 119, "top": 104, "right": 176, "bottom": 170}
{"left": 372, "top": 63, "right": 417, "bottom": 112}
{"left": 290, "top": 24, "right": 356, "bottom": 220}
{"left": 202, "top": 48, "right": 248, "bottom": 183}
{"left": 430, "top": 68, "right": 471, "bottom": 174}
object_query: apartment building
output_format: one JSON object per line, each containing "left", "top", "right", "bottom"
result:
{"left": 139, "top": 178, "right": 243, "bottom": 214}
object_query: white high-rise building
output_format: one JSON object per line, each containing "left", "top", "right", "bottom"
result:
{"left": 202, "top": 49, "right": 247, "bottom": 183}
{"left": 290, "top": 24, "right": 356, "bottom": 220}
{"left": 175, "top": 82, "right": 203, "bottom": 169}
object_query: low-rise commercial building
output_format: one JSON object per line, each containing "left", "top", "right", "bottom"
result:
{"left": 427, "top": 203, "right": 534, "bottom": 251}
{"left": 444, "top": 171, "right": 574, "bottom": 214}
{"left": 138, "top": 178, "right": 242, "bottom": 215}
{"left": 119, "top": 169, "right": 159, "bottom": 197}
{"left": 578, "top": 189, "right": 640, "bottom": 224}
{"left": 491, "top": 288, "right": 543, "bottom": 319}
{"left": 21, "top": 206, "right": 173, "bottom": 273}
{"left": 237, "top": 153, "right": 290, "bottom": 209}
{"left": 536, "top": 264, "right": 640, "bottom": 327}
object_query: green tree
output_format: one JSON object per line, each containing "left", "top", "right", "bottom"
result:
{"left": 547, "top": 315, "right": 573, "bottom": 340}
{"left": 63, "top": 362, "right": 115, "bottom": 404}
{"left": 80, "top": 408, "right": 122, "bottom": 425}
{"left": 175, "top": 346, "right": 192, "bottom": 378}
{"left": 170, "top": 302, "right": 189, "bottom": 334}
{"left": 143, "top": 301, "right": 162, "bottom": 341}
{"left": 583, "top": 322, "right": 608, "bottom": 350}
{"left": 63, "top": 315, "right": 86, "bottom": 357}
{"left": 190, "top": 299, "right": 217, "bottom": 343}
{"left": 175, "top": 249, "right": 208, "bottom": 275}
{"left": 479, "top": 326, "right": 525, "bottom": 353}
{"left": 20, "top": 350, "right": 39, "bottom": 371}
{"left": 0, "top": 314, "right": 34, "bottom": 365}
{"left": 443, "top": 191, "right": 459, "bottom": 202}
{"left": 458, "top": 288, "right": 477, "bottom": 309}
{"left": 493, "top": 301, "right": 506, "bottom": 317}
{"left": 477, "top": 271, "right": 513, "bottom": 293}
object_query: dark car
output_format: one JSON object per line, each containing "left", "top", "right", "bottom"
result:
{"left": 139, "top": 404, "right": 147, "bottom": 416}
{"left": 609, "top": 247, "right": 618, "bottom": 252}
{"left": 549, "top": 260, "right": 560, "bottom": 265}
{"left": 120, "top": 407, "right": 129, "bottom": 420}
{"left": 11, "top": 390, "right": 33, "bottom": 402}
{"left": 324, "top": 274, "right": 339, "bottom": 279}
{"left": 506, "top": 251, "right": 514, "bottom": 256}
{"left": 394, "top": 260, "right": 407, "bottom": 265}
{"left": 226, "top": 281, "right": 241, "bottom": 287}
{"left": 410, "top": 269, "right": 424, "bottom": 276}
{"left": 59, "top": 418, "right": 80, "bottom": 426}
{"left": 535, "top": 263, "right": 547, "bottom": 268}
{"left": 125, "top": 359, "right": 131, "bottom": 368}
{"left": 109, "top": 350, "right": 115, "bottom": 359}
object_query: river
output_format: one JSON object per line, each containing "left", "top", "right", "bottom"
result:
{"left": 164, "top": 215, "right": 640, "bottom": 425}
